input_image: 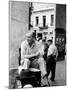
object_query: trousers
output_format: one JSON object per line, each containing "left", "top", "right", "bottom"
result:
{"left": 46, "top": 56, "right": 56, "bottom": 80}
{"left": 18, "top": 57, "right": 46, "bottom": 77}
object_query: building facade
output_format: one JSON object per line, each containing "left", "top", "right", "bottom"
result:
{"left": 55, "top": 4, "right": 66, "bottom": 59}
{"left": 31, "top": 3, "right": 66, "bottom": 45}
{"left": 31, "top": 3, "right": 56, "bottom": 44}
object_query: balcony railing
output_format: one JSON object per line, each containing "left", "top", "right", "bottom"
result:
{"left": 39, "top": 25, "right": 48, "bottom": 30}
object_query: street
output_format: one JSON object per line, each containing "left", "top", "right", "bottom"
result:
{"left": 9, "top": 60, "right": 66, "bottom": 88}
{"left": 49, "top": 60, "right": 66, "bottom": 86}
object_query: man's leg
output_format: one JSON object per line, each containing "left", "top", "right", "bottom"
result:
{"left": 18, "top": 59, "right": 31, "bottom": 74}
{"left": 45, "top": 60, "right": 51, "bottom": 77}
{"left": 38, "top": 57, "right": 50, "bottom": 86}
{"left": 38, "top": 57, "right": 46, "bottom": 77}
{"left": 18, "top": 59, "right": 31, "bottom": 88}
{"left": 50, "top": 60, "right": 56, "bottom": 81}
{"left": 21, "top": 59, "right": 31, "bottom": 70}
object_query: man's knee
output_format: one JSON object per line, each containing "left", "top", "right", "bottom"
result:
{"left": 24, "top": 59, "right": 30, "bottom": 62}
{"left": 21, "top": 59, "right": 30, "bottom": 66}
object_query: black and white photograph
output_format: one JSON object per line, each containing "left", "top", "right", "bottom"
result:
{"left": 9, "top": 0, "right": 66, "bottom": 89}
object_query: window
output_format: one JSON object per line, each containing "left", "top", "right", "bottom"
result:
{"left": 43, "top": 32, "right": 48, "bottom": 35}
{"left": 43, "top": 16, "right": 46, "bottom": 27}
{"left": 50, "top": 32, "right": 53, "bottom": 34}
{"left": 36, "top": 16, "right": 39, "bottom": 26}
{"left": 51, "top": 15, "right": 54, "bottom": 26}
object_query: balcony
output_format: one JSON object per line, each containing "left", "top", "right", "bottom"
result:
{"left": 39, "top": 25, "right": 48, "bottom": 29}
{"left": 37, "top": 23, "right": 48, "bottom": 30}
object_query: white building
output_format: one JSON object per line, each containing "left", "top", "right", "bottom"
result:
{"left": 31, "top": 3, "right": 56, "bottom": 44}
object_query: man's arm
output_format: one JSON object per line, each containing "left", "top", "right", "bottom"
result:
{"left": 39, "top": 45, "right": 44, "bottom": 56}
{"left": 21, "top": 51, "right": 40, "bottom": 60}
{"left": 47, "top": 45, "right": 54, "bottom": 56}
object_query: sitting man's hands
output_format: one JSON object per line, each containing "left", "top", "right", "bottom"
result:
{"left": 29, "top": 52, "right": 40, "bottom": 61}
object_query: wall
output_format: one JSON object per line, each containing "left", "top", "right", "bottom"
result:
{"left": 56, "top": 4, "right": 66, "bottom": 30}
{"left": 33, "top": 3, "right": 55, "bottom": 11}
{"left": 32, "top": 9, "right": 55, "bottom": 28}
{"left": 9, "top": 1, "right": 30, "bottom": 69}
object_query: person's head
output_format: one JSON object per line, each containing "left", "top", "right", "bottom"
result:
{"left": 47, "top": 39, "right": 53, "bottom": 46}
{"left": 26, "top": 31, "right": 35, "bottom": 44}
{"left": 42, "top": 39, "right": 45, "bottom": 43}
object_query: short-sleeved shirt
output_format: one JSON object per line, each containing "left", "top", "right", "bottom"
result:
{"left": 47, "top": 44, "right": 58, "bottom": 59}
{"left": 21, "top": 40, "right": 42, "bottom": 59}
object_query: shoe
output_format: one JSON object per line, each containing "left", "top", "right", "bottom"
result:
{"left": 50, "top": 78, "right": 55, "bottom": 82}
{"left": 41, "top": 77, "right": 50, "bottom": 87}
{"left": 43, "top": 74, "right": 48, "bottom": 79}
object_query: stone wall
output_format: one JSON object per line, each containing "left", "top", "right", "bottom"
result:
{"left": 9, "top": 1, "right": 30, "bottom": 69}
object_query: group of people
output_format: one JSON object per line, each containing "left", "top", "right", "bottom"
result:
{"left": 18, "top": 30, "right": 58, "bottom": 86}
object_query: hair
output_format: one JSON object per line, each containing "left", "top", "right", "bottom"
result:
{"left": 48, "top": 40, "right": 52, "bottom": 43}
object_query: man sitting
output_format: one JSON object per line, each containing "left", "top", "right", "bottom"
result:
{"left": 18, "top": 31, "right": 46, "bottom": 79}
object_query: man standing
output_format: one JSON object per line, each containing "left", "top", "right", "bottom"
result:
{"left": 45, "top": 39, "right": 58, "bottom": 81}
{"left": 18, "top": 31, "right": 46, "bottom": 78}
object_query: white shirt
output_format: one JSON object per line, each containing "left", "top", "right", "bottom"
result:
{"left": 47, "top": 44, "right": 58, "bottom": 59}
{"left": 21, "top": 40, "right": 44, "bottom": 59}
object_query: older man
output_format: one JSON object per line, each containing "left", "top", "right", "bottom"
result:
{"left": 18, "top": 31, "right": 46, "bottom": 78}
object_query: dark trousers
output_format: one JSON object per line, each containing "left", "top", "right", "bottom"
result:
{"left": 46, "top": 56, "right": 56, "bottom": 80}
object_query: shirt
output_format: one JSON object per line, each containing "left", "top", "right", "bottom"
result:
{"left": 21, "top": 40, "right": 43, "bottom": 59}
{"left": 47, "top": 44, "right": 58, "bottom": 59}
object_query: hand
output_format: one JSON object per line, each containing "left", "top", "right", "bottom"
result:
{"left": 36, "top": 52, "right": 40, "bottom": 58}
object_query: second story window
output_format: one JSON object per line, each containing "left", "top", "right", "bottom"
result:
{"left": 36, "top": 16, "right": 39, "bottom": 26}
{"left": 51, "top": 15, "right": 54, "bottom": 26}
{"left": 43, "top": 16, "right": 46, "bottom": 27}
